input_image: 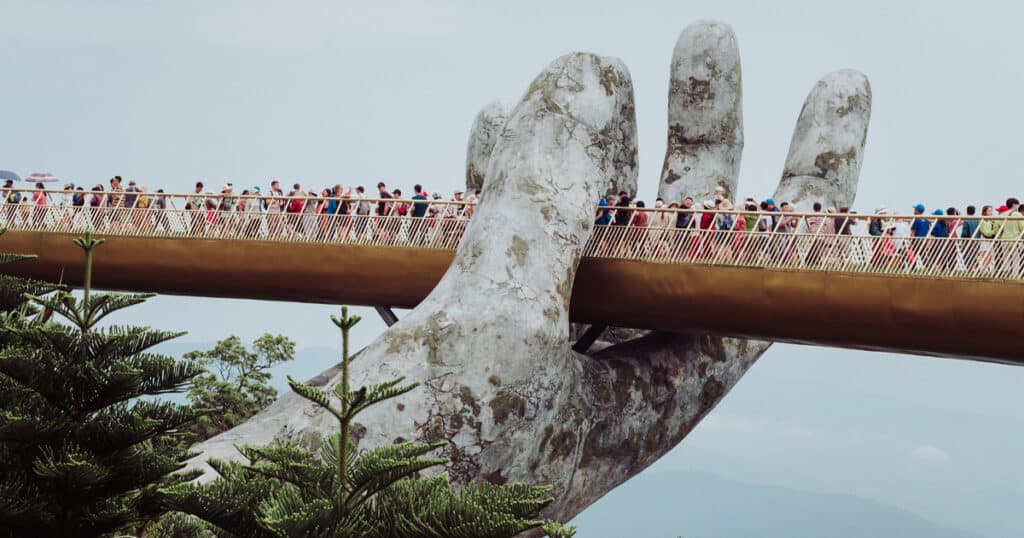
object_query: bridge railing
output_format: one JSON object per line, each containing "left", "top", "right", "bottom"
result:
{"left": 2, "top": 189, "right": 1023, "bottom": 281}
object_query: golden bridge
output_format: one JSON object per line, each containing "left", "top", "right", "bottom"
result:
{"left": 2, "top": 191, "right": 1022, "bottom": 365}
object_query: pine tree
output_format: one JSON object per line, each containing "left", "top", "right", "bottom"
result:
{"left": 0, "top": 232, "right": 205, "bottom": 537}
{"left": 165, "top": 307, "right": 577, "bottom": 538}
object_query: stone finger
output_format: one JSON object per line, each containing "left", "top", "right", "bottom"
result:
{"left": 465, "top": 100, "right": 510, "bottom": 193}
{"left": 658, "top": 20, "right": 743, "bottom": 204}
{"left": 774, "top": 69, "right": 872, "bottom": 209}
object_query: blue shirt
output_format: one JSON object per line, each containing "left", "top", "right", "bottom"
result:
{"left": 411, "top": 194, "right": 429, "bottom": 218}
{"left": 326, "top": 196, "right": 339, "bottom": 215}
{"left": 961, "top": 219, "right": 979, "bottom": 238}
{"left": 931, "top": 220, "right": 948, "bottom": 238}
{"left": 911, "top": 217, "right": 930, "bottom": 237}
{"left": 595, "top": 199, "right": 611, "bottom": 225}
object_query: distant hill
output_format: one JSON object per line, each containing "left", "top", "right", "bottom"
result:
{"left": 570, "top": 471, "right": 980, "bottom": 538}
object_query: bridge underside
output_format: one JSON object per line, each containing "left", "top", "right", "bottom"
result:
{"left": 3, "top": 231, "right": 1021, "bottom": 366}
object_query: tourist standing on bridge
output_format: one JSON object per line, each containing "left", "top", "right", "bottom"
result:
{"left": 352, "top": 185, "right": 371, "bottom": 240}
{"left": 123, "top": 180, "right": 139, "bottom": 210}
{"left": 909, "top": 204, "right": 930, "bottom": 269}
{"left": 593, "top": 193, "right": 617, "bottom": 256}
{"left": 675, "top": 196, "right": 695, "bottom": 229}
{"left": 998, "top": 198, "right": 1024, "bottom": 275}
{"left": 124, "top": 180, "right": 144, "bottom": 230}
{"left": 929, "top": 209, "right": 951, "bottom": 271}
{"left": 960, "top": 205, "right": 980, "bottom": 270}
{"left": 697, "top": 200, "right": 716, "bottom": 259}
{"left": 185, "top": 181, "right": 205, "bottom": 235}
{"left": 265, "top": 181, "right": 285, "bottom": 237}
{"left": 374, "top": 181, "right": 395, "bottom": 244}
{"left": 671, "top": 196, "right": 697, "bottom": 258}
{"left": 1, "top": 179, "right": 19, "bottom": 225}
{"left": 321, "top": 185, "right": 340, "bottom": 239}
{"left": 595, "top": 194, "right": 613, "bottom": 226}
{"left": 613, "top": 192, "right": 632, "bottom": 226}
{"left": 806, "top": 202, "right": 828, "bottom": 266}
{"left": 775, "top": 202, "right": 800, "bottom": 265}
{"left": 408, "top": 184, "right": 429, "bottom": 245}
{"left": 29, "top": 181, "right": 47, "bottom": 227}
{"left": 648, "top": 198, "right": 672, "bottom": 256}
{"left": 392, "top": 189, "right": 407, "bottom": 216}
{"left": 301, "top": 188, "right": 319, "bottom": 237}
{"left": 152, "top": 188, "right": 170, "bottom": 232}
{"left": 834, "top": 207, "right": 855, "bottom": 266}
{"left": 735, "top": 199, "right": 760, "bottom": 262}
{"left": 285, "top": 184, "right": 306, "bottom": 236}
{"left": 107, "top": 176, "right": 126, "bottom": 232}
{"left": 977, "top": 205, "right": 998, "bottom": 271}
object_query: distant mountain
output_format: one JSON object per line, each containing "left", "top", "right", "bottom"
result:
{"left": 570, "top": 471, "right": 980, "bottom": 538}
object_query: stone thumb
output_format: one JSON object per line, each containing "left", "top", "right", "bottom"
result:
{"left": 420, "top": 52, "right": 638, "bottom": 341}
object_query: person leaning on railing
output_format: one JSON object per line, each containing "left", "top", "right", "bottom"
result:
{"left": 997, "top": 198, "right": 1024, "bottom": 275}
{"left": 975, "top": 205, "right": 998, "bottom": 271}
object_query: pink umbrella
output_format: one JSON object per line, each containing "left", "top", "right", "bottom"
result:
{"left": 24, "top": 172, "right": 60, "bottom": 183}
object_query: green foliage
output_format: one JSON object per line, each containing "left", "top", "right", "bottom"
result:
{"left": 183, "top": 334, "right": 296, "bottom": 441}
{"left": 0, "top": 232, "right": 204, "bottom": 537}
{"left": 165, "top": 307, "right": 572, "bottom": 537}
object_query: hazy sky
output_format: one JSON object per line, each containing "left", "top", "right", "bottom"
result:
{"left": 3, "top": 1, "right": 1024, "bottom": 535}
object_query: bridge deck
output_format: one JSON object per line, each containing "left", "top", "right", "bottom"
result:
{"left": 2, "top": 230, "right": 1021, "bottom": 366}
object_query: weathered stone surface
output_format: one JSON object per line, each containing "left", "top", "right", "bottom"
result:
{"left": 465, "top": 100, "right": 510, "bottom": 193}
{"left": 556, "top": 28, "right": 871, "bottom": 520}
{"left": 658, "top": 20, "right": 743, "bottom": 204}
{"left": 192, "top": 24, "right": 872, "bottom": 528}
{"left": 775, "top": 69, "right": 871, "bottom": 211}
{"left": 190, "top": 52, "right": 639, "bottom": 520}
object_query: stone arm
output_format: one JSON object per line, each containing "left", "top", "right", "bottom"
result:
{"left": 191, "top": 20, "right": 871, "bottom": 525}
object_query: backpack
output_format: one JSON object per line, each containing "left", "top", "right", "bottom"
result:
{"left": 356, "top": 199, "right": 371, "bottom": 215}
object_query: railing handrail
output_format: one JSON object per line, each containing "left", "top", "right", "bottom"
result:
{"left": 0, "top": 188, "right": 474, "bottom": 207}
{"left": 0, "top": 188, "right": 1016, "bottom": 221}
{"left": 3, "top": 203, "right": 1024, "bottom": 283}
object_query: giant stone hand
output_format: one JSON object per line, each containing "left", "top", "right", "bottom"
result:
{"left": 193, "top": 20, "right": 871, "bottom": 523}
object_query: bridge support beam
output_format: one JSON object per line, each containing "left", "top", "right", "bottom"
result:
{"left": 374, "top": 305, "right": 399, "bottom": 327}
{"left": 572, "top": 324, "right": 607, "bottom": 354}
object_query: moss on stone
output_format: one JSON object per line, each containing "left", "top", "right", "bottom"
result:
{"left": 458, "top": 384, "right": 481, "bottom": 416}
{"left": 836, "top": 94, "right": 862, "bottom": 117}
{"left": 488, "top": 392, "right": 526, "bottom": 425}
{"left": 814, "top": 148, "right": 857, "bottom": 177}
{"left": 412, "top": 312, "right": 448, "bottom": 366}
{"left": 506, "top": 234, "right": 529, "bottom": 266}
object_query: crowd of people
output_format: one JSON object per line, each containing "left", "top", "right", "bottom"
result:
{"left": 1, "top": 177, "right": 481, "bottom": 241}
{"left": 596, "top": 188, "right": 1024, "bottom": 274}
{"left": 4, "top": 175, "right": 1024, "bottom": 275}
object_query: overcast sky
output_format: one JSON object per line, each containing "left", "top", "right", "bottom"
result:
{"left": 3, "top": 1, "right": 1023, "bottom": 535}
